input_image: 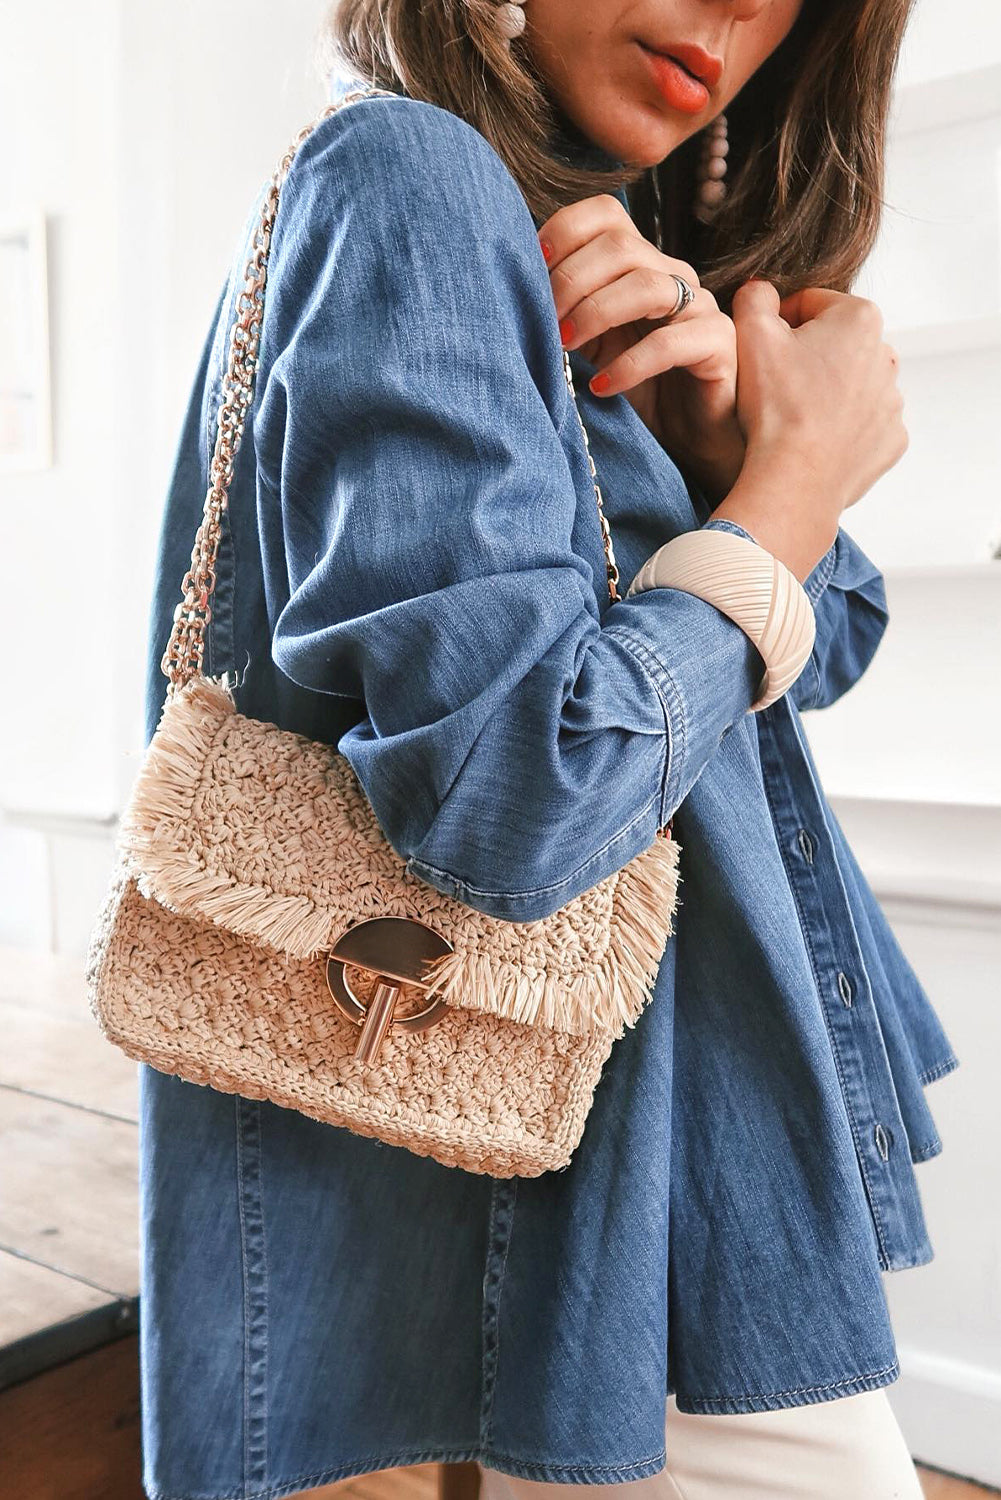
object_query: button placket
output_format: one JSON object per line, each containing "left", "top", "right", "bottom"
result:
{"left": 756, "top": 697, "right": 928, "bottom": 1270}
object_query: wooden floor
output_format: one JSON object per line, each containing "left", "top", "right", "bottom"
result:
{"left": 0, "top": 946, "right": 140, "bottom": 1363}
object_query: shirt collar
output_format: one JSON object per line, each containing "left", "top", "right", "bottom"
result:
{"left": 548, "top": 105, "right": 624, "bottom": 173}
{"left": 547, "top": 105, "right": 630, "bottom": 214}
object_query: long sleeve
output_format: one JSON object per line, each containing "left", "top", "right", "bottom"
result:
{"left": 705, "top": 517, "right": 889, "bottom": 712}
{"left": 253, "top": 95, "right": 764, "bottom": 921}
{"left": 793, "top": 526, "right": 889, "bottom": 710}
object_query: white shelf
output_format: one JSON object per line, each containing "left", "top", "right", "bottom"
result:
{"left": 881, "top": 562, "right": 1001, "bottom": 582}
{"left": 820, "top": 796, "right": 1001, "bottom": 915}
{"left": 891, "top": 62, "right": 1001, "bottom": 135}
{"left": 886, "top": 314, "right": 1001, "bottom": 359}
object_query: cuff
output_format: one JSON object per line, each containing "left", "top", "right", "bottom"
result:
{"left": 702, "top": 516, "right": 838, "bottom": 606}
{"left": 802, "top": 537, "right": 839, "bottom": 604}
{"left": 604, "top": 554, "right": 766, "bottom": 822}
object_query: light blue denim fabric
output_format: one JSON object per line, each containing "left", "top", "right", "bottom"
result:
{"left": 136, "top": 79, "right": 959, "bottom": 1499}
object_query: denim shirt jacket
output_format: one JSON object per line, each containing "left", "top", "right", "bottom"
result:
{"left": 135, "top": 73, "right": 960, "bottom": 1500}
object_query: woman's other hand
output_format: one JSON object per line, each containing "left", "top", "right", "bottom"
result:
{"left": 710, "top": 278, "right": 907, "bottom": 579}
{"left": 536, "top": 195, "right": 745, "bottom": 500}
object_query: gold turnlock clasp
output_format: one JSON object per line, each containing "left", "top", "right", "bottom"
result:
{"left": 325, "top": 917, "right": 453, "bottom": 1066}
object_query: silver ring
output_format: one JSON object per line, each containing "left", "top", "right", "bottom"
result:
{"left": 666, "top": 273, "right": 696, "bottom": 320}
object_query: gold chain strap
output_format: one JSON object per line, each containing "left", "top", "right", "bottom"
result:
{"left": 161, "top": 88, "right": 621, "bottom": 695}
{"left": 561, "top": 346, "right": 621, "bottom": 604}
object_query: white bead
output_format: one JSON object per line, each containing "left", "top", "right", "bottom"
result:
{"left": 496, "top": 2, "right": 526, "bottom": 40}
{"left": 698, "top": 179, "right": 727, "bottom": 206}
{"left": 694, "top": 115, "right": 727, "bottom": 220}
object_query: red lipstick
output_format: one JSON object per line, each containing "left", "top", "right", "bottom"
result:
{"left": 637, "top": 40, "right": 724, "bottom": 115}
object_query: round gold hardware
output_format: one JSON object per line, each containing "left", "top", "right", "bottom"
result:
{"left": 325, "top": 916, "right": 453, "bottom": 1065}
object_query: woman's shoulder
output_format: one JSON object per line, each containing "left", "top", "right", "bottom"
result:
{"left": 280, "top": 90, "right": 540, "bottom": 253}
{"left": 258, "top": 88, "right": 567, "bottom": 406}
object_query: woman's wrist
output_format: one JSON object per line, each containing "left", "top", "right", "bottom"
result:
{"left": 707, "top": 447, "right": 838, "bottom": 585}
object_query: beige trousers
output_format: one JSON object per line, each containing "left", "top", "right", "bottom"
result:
{"left": 477, "top": 1389, "right": 924, "bottom": 1500}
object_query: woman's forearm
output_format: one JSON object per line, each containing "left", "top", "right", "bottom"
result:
{"left": 708, "top": 445, "right": 839, "bottom": 585}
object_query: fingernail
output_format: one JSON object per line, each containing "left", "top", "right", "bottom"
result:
{"left": 559, "top": 317, "right": 575, "bottom": 345}
{"left": 540, "top": 239, "right": 553, "bottom": 262}
{"left": 590, "top": 372, "right": 611, "bottom": 394}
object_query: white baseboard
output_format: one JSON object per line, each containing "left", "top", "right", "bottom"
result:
{"left": 889, "top": 1344, "right": 1001, "bottom": 1489}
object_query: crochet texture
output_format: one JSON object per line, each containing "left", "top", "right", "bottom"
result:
{"left": 85, "top": 675, "right": 682, "bottom": 1176}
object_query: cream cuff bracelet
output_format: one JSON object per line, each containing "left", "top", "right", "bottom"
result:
{"left": 625, "top": 529, "right": 817, "bottom": 713}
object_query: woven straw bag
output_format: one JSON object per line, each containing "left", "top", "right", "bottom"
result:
{"left": 84, "top": 90, "right": 682, "bottom": 1179}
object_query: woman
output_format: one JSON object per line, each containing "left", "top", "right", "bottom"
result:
{"left": 136, "top": 0, "right": 959, "bottom": 1496}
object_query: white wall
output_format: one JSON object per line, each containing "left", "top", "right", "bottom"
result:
{"left": 0, "top": 0, "right": 331, "bottom": 920}
{"left": 898, "top": 2, "right": 1001, "bottom": 83}
{"left": 801, "top": 10, "right": 1001, "bottom": 1481}
{"left": 882, "top": 912, "right": 1001, "bottom": 1485}
{"left": 0, "top": 1, "right": 122, "bottom": 822}
{"left": 828, "top": 798, "right": 1001, "bottom": 1482}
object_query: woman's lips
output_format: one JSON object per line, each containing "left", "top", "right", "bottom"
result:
{"left": 637, "top": 43, "right": 710, "bottom": 114}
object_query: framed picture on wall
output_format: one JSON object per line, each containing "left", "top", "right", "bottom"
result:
{"left": 0, "top": 209, "right": 53, "bottom": 472}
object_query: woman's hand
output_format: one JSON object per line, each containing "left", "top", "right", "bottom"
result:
{"left": 536, "top": 195, "right": 745, "bottom": 501}
{"left": 710, "top": 278, "right": 907, "bottom": 579}
{"left": 731, "top": 279, "right": 906, "bottom": 512}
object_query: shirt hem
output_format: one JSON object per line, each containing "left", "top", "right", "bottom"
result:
{"left": 142, "top": 1444, "right": 671, "bottom": 1499}
{"left": 918, "top": 1053, "right": 960, "bottom": 1086}
{"left": 142, "top": 1363, "right": 909, "bottom": 1497}
{"left": 674, "top": 1357, "right": 900, "bottom": 1416}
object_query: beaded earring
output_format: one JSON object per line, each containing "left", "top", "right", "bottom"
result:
{"left": 495, "top": 0, "right": 527, "bottom": 46}
{"left": 652, "top": 115, "right": 728, "bottom": 238}
{"left": 693, "top": 113, "right": 728, "bottom": 223}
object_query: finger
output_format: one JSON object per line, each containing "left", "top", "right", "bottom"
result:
{"left": 536, "top": 193, "right": 633, "bottom": 268}
{"left": 590, "top": 318, "right": 736, "bottom": 397}
{"left": 731, "top": 278, "right": 783, "bottom": 321}
{"left": 543, "top": 229, "right": 702, "bottom": 327}
{"left": 560, "top": 270, "right": 716, "bottom": 350}
{"left": 547, "top": 228, "right": 670, "bottom": 323}
{"left": 778, "top": 285, "right": 853, "bottom": 327}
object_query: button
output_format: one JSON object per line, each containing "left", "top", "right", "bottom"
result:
{"left": 874, "top": 1123, "right": 891, "bottom": 1161}
{"left": 797, "top": 828, "right": 815, "bottom": 864}
{"left": 837, "top": 971, "right": 853, "bottom": 1007}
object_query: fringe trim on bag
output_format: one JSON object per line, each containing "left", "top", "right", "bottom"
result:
{"left": 416, "top": 832, "right": 681, "bottom": 1035}
{"left": 120, "top": 675, "right": 334, "bottom": 958}
{"left": 117, "top": 674, "right": 682, "bottom": 1038}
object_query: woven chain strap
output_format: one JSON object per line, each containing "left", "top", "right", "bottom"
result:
{"left": 161, "top": 88, "right": 621, "bottom": 696}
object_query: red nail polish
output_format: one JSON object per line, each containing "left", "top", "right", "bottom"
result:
{"left": 590, "top": 372, "right": 611, "bottom": 394}
{"left": 559, "top": 317, "right": 575, "bottom": 345}
{"left": 540, "top": 239, "right": 553, "bottom": 262}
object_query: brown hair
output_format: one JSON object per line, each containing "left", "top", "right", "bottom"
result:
{"left": 315, "top": 0, "right": 915, "bottom": 312}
